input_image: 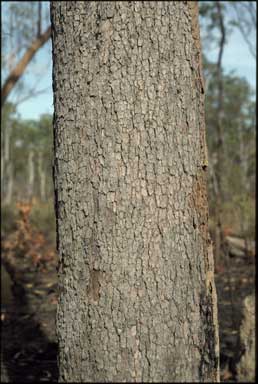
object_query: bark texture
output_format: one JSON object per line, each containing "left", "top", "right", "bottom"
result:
{"left": 51, "top": 2, "right": 219, "bottom": 382}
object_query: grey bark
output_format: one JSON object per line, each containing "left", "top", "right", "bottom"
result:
{"left": 2, "top": 121, "right": 13, "bottom": 205}
{"left": 236, "top": 294, "right": 255, "bottom": 382}
{"left": 5, "top": 163, "right": 13, "bottom": 205}
{"left": 214, "top": 1, "right": 226, "bottom": 267}
{"left": 1, "top": 144, "right": 3, "bottom": 199}
{"left": 38, "top": 151, "right": 46, "bottom": 201}
{"left": 27, "top": 149, "right": 35, "bottom": 199}
{"left": 51, "top": 2, "right": 219, "bottom": 382}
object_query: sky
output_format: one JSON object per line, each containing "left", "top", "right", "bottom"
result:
{"left": 200, "top": 2, "right": 256, "bottom": 91}
{"left": 207, "top": 28, "right": 256, "bottom": 88}
{"left": 4, "top": 3, "right": 256, "bottom": 121}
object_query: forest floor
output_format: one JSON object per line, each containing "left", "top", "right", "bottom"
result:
{"left": 215, "top": 256, "right": 255, "bottom": 382}
{"left": 1, "top": 237, "right": 255, "bottom": 382}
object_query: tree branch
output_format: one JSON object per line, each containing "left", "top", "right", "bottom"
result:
{"left": 1, "top": 25, "right": 51, "bottom": 108}
{"left": 215, "top": 1, "right": 225, "bottom": 150}
{"left": 232, "top": 3, "right": 256, "bottom": 59}
{"left": 15, "top": 86, "right": 51, "bottom": 106}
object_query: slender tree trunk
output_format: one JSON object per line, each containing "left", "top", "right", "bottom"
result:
{"left": 37, "top": 1, "right": 42, "bottom": 37}
{"left": 5, "top": 163, "right": 13, "bottom": 205}
{"left": 51, "top": 2, "right": 219, "bottom": 382}
{"left": 38, "top": 151, "right": 46, "bottom": 201}
{"left": 214, "top": 1, "right": 226, "bottom": 268}
{"left": 1, "top": 145, "right": 4, "bottom": 200}
{"left": 27, "top": 149, "right": 35, "bottom": 199}
{"left": 238, "top": 125, "right": 248, "bottom": 193}
{"left": 1, "top": 127, "right": 6, "bottom": 201}
{"left": 3, "top": 120, "right": 13, "bottom": 205}
{"left": 238, "top": 125, "right": 248, "bottom": 243}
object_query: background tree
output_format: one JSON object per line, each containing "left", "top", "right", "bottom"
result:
{"left": 1, "top": 102, "right": 17, "bottom": 205}
{"left": 199, "top": 1, "right": 256, "bottom": 265}
{"left": 51, "top": 2, "right": 219, "bottom": 382}
{"left": 1, "top": 1, "right": 51, "bottom": 107}
{"left": 205, "top": 66, "right": 255, "bottom": 237}
{"left": 230, "top": 1, "right": 256, "bottom": 59}
{"left": 1, "top": 1, "right": 52, "bottom": 218}
{"left": 1, "top": 104, "right": 54, "bottom": 204}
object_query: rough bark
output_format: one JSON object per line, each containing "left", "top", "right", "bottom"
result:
{"left": 51, "top": 2, "right": 219, "bottom": 382}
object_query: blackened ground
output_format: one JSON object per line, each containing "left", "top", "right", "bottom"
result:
{"left": 1, "top": 257, "right": 58, "bottom": 383}
{"left": 215, "top": 253, "right": 255, "bottom": 382}
{"left": 1, "top": 249, "right": 255, "bottom": 382}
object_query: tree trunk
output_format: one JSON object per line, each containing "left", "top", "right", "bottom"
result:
{"left": 38, "top": 151, "right": 46, "bottom": 201}
{"left": 236, "top": 294, "right": 255, "bottom": 382}
{"left": 2, "top": 120, "right": 13, "bottom": 205}
{"left": 27, "top": 149, "right": 35, "bottom": 200}
{"left": 1, "top": 145, "right": 3, "bottom": 200}
{"left": 51, "top": 2, "right": 219, "bottom": 382}
{"left": 213, "top": 1, "right": 226, "bottom": 268}
{"left": 1, "top": 25, "right": 51, "bottom": 108}
{"left": 5, "top": 163, "right": 13, "bottom": 206}
{"left": 1, "top": 126, "right": 6, "bottom": 201}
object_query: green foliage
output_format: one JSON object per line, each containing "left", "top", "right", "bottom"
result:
{"left": 2, "top": 102, "right": 54, "bottom": 202}
{"left": 203, "top": 57, "right": 255, "bottom": 239}
{"left": 2, "top": 106, "right": 55, "bottom": 242}
{"left": 199, "top": 1, "right": 256, "bottom": 241}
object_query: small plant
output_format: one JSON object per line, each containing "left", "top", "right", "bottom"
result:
{"left": 2, "top": 200, "right": 57, "bottom": 275}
